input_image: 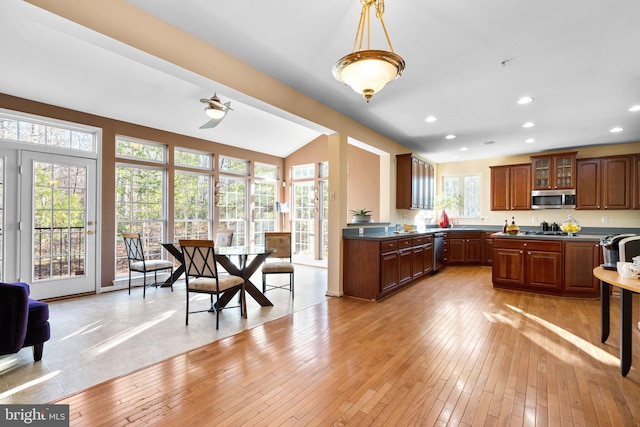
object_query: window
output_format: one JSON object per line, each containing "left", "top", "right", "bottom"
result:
{"left": 174, "top": 147, "right": 212, "bottom": 170}
{"left": 115, "top": 165, "right": 166, "bottom": 275}
{"left": 291, "top": 164, "right": 315, "bottom": 180}
{"left": 116, "top": 136, "right": 165, "bottom": 163}
{"left": 319, "top": 162, "right": 329, "bottom": 178}
{"left": 219, "top": 156, "right": 248, "bottom": 175}
{"left": 253, "top": 181, "right": 276, "bottom": 245}
{"left": 442, "top": 174, "right": 481, "bottom": 218}
{"left": 254, "top": 162, "right": 278, "bottom": 180}
{"left": 217, "top": 175, "right": 247, "bottom": 245}
{"left": 0, "top": 115, "right": 95, "bottom": 152}
{"left": 174, "top": 171, "right": 211, "bottom": 241}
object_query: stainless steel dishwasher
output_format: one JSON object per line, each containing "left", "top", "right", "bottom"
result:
{"left": 433, "top": 232, "right": 445, "bottom": 271}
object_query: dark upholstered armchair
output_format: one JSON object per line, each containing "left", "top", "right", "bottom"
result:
{"left": 0, "top": 282, "right": 51, "bottom": 361}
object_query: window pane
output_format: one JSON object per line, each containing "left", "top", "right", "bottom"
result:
{"left": 115, "top": 165, "right": 166, "bottom": 275}
{"left": 254, "top": 162, "right": 277, "bottom": 180}
{"left": 319, "top": 162, "right": 329, "bottom": 178}
{"left": 174, "top": 148, "right": 212, "bottom": 170}
{"left": 219, "top": 156, "right": 248, "bottom": 175}
{"left": 0, "top": 115, "right": 96, "bottom": 152}
{"left": 254, "top": 182, "right": 276, "bottom": 245}
{"left": 463, "top": 175, "right": 481, "bottom": 217}
{"left": 292, "top": 164, "right": 314, "bottom": 180}
{"left": 217, "top": 176, "right": 247, "bottom": 245}
{"left": 116, "top": 137, "right": 165, "bottom": 163}
{"left": 174, "top": 171, "right": 211, "bottom": 241}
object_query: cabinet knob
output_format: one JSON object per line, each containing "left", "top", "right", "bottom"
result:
{"left": 520, "top": 251, "right": 523, "bottom": 254}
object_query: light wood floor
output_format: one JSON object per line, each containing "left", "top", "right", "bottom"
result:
{"left": 53, "top": 266, "right": 640, "bottom": 426}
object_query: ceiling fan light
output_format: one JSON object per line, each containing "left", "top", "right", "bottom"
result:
{"left": 205, "top": 106, "right": 226, "bottom": 119}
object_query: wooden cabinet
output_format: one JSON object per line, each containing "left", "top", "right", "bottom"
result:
{"left": 632, "top": 155, "right": 640, "bottom": 209}
{"left": 344, "top": 234, "right": 436, "bottom": 301}
{"left": 576, "top": 156, "right": 631, "bottom": 210}
{"left": 423, "top": 236, "right": 434, "bottom": 274}
{"left": 398, "top": 238, "right": 413, "bottom": 286}
{"left": 396, "top": 153, "right": 434, "bottom": 210}
{"left": 482, "top": 232, "right": 494, "bottom": 265}
{"left": 493, "top": 238, "right": 563, "bottom": 294}
{"left": 531, "top": 152, "right": 577, "bottom": 190}
{"left": 448, "top": 231, "right": 482, "bottom": 264}
{"left": 563, "top": 241, "right": 601, "bottom": 296}
{"left": 490, "top": 164, "right": 531, "bottom": 210}
{"left": 411, "top": 236, "right": 425, "bottom": 279}
{"left": 380, "top": 241, "right": 399, "bottom": 294}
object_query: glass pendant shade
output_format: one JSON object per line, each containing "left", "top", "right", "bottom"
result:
{"left": 333, "top": 0, "right": 405, "bottom": 101}
{"left": 333, "top": 50, "right": 404, "bottom": 101}
{"left": 205, "top": 106, "right": 226, "bottom": 119}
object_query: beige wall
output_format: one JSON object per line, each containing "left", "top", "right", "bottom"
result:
{"left": 436, "top": 142, "right": 640, "bottom": 230}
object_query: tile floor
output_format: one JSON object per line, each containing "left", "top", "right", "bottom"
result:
{"left": 0, "top": 265, "right": 328, "bottom": 404}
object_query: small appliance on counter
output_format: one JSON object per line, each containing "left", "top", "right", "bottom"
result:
{"left": 600, "top": 234, "right": 637, "bottom": 270}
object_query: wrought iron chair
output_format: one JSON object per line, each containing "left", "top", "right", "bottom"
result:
{"left": 179, "top": 239, "right": 246, "bottom": 329}
{"left": 122, "top": 233, "right": 174, "bottom": 298}
{"left": 262, "top": 232, "right": 295, "bottom": 298}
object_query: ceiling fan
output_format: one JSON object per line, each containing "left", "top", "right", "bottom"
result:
{"left": 199, "top": 93, "right": 232, "bottom": 129}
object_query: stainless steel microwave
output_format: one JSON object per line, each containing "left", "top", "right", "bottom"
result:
{"left": 531, "top": 189, "right": 576, "bottom": 209}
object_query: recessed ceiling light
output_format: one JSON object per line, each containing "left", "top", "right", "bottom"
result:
{"left": 517, "top": 96, "right": 534, "bottom": 105}
{"left": 481, "top": 141, "right": 495, "bottom": 145}
{"left": 629, "top": 105, "right": 640, "bottom": 112}
{"left": 523, "top": 122, "right": 535, "bottom": 128}
{"left": 525, "top": 138, "right": 535, "bottom": 143}
{"left": 445, "top": 134, "right": 456, "bottom": 139}
{"left": 425, "top": 116, "right": 437, "bottom": 122}
{"left": 460, "top": 147, "right": 468, "bottom": 151}
{"left": 610, "top": 127, "right": 623, "bottom": 133}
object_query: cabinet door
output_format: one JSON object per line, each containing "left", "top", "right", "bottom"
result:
{"left": 526, "top": 250, "right": 562, "bottom": 290}
{"left": 482, "top": 235, "right": 494, "bottom": 265}
{"left": 576, "top": 159, "right": 601, "bottom": 209}
{"left": 412, "top": 245, "right": 425, "bottom": 279}
{"left": 411, "top": 157, "right": 420, "bottom": 209}
{"left": 466, "top": 238, "right": 482, "bottom": 263}
{"left": 634, "top": 155, "right": 640, "bottom": 209}
{"left": 490, "top": 166, "right": 510, "bottom": 210}
{"left": 510, "top": 164, "right": 532, "bottom": 210}
{"left": 602, "top": 157, "right": 630, "bottom": 209}
{"left": 564, "top": 241, "right": 600, "bottom": 295}
{"left": 423, "top": 241, "right": 434, "bottom": 274}
{"left": 492, "top": 247, "right": 525, "bottom": 285}
{"left": 532, "top": 156, "right": 551, "bottom": 189}
{"left": 398, "top": 249, "right": 413, "bottom": 285}
{"left": 448, "top": 238, "right": 465, "bottom": 264}
{"left": 554, "top": 154, "right": 576, "bottom": 189}
{"left": 380, "top": 251, "right": 399, "bottom": 293}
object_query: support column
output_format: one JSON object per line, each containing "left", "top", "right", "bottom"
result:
{"left": 326, "top": 133, "right": 348, "bottom": 297}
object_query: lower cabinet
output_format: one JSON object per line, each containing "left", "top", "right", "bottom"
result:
{"left": 563, "top": 240, "right": 601, "bottom": 296}
{"left": 344, "top": 235, "right": 434, "bottom": 301}
{"left": 493, "top": 237, "right": 601, "bottom": 297}
{"left": 482, "top": 232, "right": 494, "bottom": 265}
{"left": 493, "top": 238, "right": 563, "bottom": 294}
{"left": 448, "top": 232, "right": 482, "bottom": 264}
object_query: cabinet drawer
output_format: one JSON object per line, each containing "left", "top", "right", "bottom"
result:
{"left": 380, "top": 239, "right": 398, "bottom": 252}
{"left": 399, "top": 238, "right": 413, "bottom": 249}
{"left": 412, "top": 236, "right": 424, "bottom": 245}
{"left": 494, "top": 238, "right": 562, "bottom": 252}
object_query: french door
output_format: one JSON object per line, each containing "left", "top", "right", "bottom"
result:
{"left": 18, "top": 151, "right": 97, "bottom": 299}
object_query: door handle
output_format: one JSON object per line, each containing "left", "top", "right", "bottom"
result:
{"left": 87, "top": 230, "right": 94, "bottom": 235}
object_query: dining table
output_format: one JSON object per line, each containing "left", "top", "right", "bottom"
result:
{"left": 593, "top": 266, "right": 640, "bottom": 376}
{"left": 161, "top": 242, "right": 275, "bottom": 308}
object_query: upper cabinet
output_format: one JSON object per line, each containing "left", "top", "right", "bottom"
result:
{"left": 396, "top": 153, "right": 434, "bottom": 210}
{"left": 634, "top": 155, "right": 640, "bottom": 209}
{"left": 490, "top": 163, "right": 531, "bottom": 210}
{"left": 576, "top": 155, "right": 631, "bottom": 210}
{"left": 530, "top": 152, "right": 577, "bottom": 190}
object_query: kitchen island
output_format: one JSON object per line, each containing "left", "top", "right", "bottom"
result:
{"left": 342, "top": 227, "right": 488, "bottom": 300}
{"left": 492, "top": 232, "right": 603, "bottom": 297}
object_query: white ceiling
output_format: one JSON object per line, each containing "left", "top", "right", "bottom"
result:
{"left": 2, "top": 0, "right": 640, "bottom": 162}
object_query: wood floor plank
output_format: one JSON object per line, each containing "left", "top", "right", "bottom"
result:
{"left": 51, "top": 266, "right": 640, "bottom": 426}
